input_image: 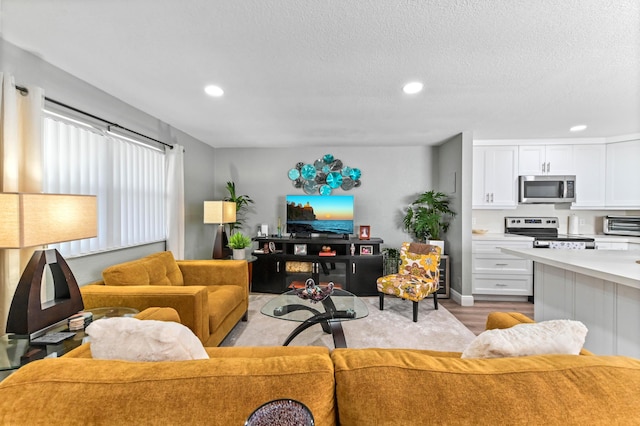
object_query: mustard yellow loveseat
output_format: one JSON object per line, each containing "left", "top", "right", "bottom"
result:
{"left": 79, "top": 251, "right": 248, "bottom": 347}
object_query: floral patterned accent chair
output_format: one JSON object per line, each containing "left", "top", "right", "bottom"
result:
{"left": 376, "top": 242, "right": 441, "bottom": 322}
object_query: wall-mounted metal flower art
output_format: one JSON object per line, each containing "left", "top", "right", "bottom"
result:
{"left": 287, "top": 154, "right": 362, "bottom": 195}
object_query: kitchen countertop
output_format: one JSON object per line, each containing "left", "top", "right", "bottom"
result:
{"left": 587, "top": 234, "right": 640, "bottom": 244}
{"left": 472, "top": 233, "right": 533, "bottom": 242}
{"left": 501, "top": 247, "right": 640, "bottom": 290}
{"left": 472, "top": 232, "right": 640, "bottom": 244}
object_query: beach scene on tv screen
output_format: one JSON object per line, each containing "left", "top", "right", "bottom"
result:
{"left": 286, "top": 195, "right": 354, "bottom": 235}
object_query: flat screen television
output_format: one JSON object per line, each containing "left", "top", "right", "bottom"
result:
{"left": 286, "top": 195, "right": 354, "bottom": 236}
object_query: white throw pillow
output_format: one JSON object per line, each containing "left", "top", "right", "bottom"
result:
{"left": 461, "top": 319, "right": 588, "bottom": 359}
{"left": 86, "top": 317, "right": 209, "bottom": 361}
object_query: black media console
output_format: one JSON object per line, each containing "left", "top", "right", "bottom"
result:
{"left": 251, "top": 236, "right": 383, "bottom": 296}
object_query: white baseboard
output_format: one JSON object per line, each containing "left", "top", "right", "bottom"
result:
{"left": 450, "top": 289, "right": 474, "bottom": 307}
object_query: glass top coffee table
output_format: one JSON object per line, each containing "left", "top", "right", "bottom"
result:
{"left": 260, "top": 288, "right": 368, "bottom": 348}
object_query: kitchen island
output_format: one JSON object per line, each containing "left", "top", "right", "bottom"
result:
{"left": 501, "top": 248, "right": 640, "bottom": 357}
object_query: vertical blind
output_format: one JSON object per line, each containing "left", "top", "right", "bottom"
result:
{"left": 42, "top": 114, "right": 166, "bottom": 257}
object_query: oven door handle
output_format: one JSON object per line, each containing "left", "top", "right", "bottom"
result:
{"left": 533, "top": 240, "right": 550, "bottom": 248}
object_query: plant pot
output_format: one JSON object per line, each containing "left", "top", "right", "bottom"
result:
{"left": 427, "top": 240, "right": 445, "bottom": 254}
{"left": 232, "top": 248, "right": 246, "bottom": 260}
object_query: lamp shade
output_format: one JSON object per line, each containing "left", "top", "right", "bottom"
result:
{"left": 0, "top": 193, "right": 97, "bottom": 248}
{"left": 203, "top": 201, "right": 236, "bottom": 224}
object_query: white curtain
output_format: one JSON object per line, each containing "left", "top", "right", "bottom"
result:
{"left": 43, "top": 116, "right": 166, "bottom": 256}
{"left": 0, "top": 73, "right": 44, "bottom": 333}
{"left": 165, "top": 144, "right": 185, "bottom": 259}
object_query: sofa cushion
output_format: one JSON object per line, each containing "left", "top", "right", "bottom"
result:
{"left": 332, "top": 348, "right": 640, "bottom": 425}
{"left": 0, "top": 353, "right": 336, "bottom": 426}
{"left": 86, "top": 317, "right": 208, "bottom": 361}
{"left": 102, "top": 251, "right": 184, "bottom": 286}
{"left": 485, "top": 311, "right": 535, "bottom": 330}
{"left": 461, "top": 319, "right": 588, "bottom": 359}
{"left": 207, "top": 285, "right": 245, "bottom": 331}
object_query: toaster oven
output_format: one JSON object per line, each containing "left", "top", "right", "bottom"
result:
{"left": 603, "top": 216, "right": 640, "bottom": 236}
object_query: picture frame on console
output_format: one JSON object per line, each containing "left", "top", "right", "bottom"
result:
{"left": 294, "top": 244, "right": 307, "bottom": 255}
{"left": 359, "top": 225, "right": 370, "bottom": 240}
{"left": 360, "top": 245, "right": 373, "bottom": 255}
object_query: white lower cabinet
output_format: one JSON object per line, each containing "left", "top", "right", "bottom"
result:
{"left": 472, "top": 240, "right": 533, "bottom": 297}
{"left": 472, "top": 275, "right": 533, "bottom": 296}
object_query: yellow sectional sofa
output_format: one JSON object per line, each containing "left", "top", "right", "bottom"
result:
{"left": 1, "top": 309, "right": 640, "bottom": 425}
{"left": 79, "top": 251, "right": 248, "bottom": 347}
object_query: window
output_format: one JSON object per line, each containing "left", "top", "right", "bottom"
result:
{"left": 42, "top": 113, "right": 166, "bottom": 257}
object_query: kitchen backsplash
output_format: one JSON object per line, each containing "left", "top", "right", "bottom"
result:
{"left": 472, "top": 205, "right": 640, "bottom": 235}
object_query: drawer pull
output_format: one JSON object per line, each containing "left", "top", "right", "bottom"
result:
{"left": 494, "top": 263, "right": 508, "bottom": 266}
{"left": 495, "top": 283, "right": 508, "bottom": 287}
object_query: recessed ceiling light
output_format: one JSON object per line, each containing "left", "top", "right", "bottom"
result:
{"left": 402, "top": 82, "right": 424, "bottom": 95}
{"left": 204, "top": 85, "right": 224, "bottom": 97}
{"left": 570, "top": 125, "right": 587, "bottom": 132}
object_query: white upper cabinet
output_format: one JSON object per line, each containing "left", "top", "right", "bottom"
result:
{"left": 605, "top": 140, "right": 640, "bottom": 208}
{"left": 572, "top": 144, "right": 606, "bottom": 208}
{"left": 518, "top": 144, "right": 574, "bottom": 175}
{"left": 473, "top": 146, "right": 518, "bottom": 209}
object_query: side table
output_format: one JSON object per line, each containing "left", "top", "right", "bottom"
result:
{"left": 0, "top": 306, "right": 139, "bottom": 380}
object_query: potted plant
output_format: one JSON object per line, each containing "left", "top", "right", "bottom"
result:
{"left": 224, "top": 181, "right": 254, "bottom": 235}
{"left": 228, "top": 232, "right": 252, "bottom": 260}
{"left": 382, "top": 247, "right": 400, "bottom": 275}
{"left": 403, "top": 190, "right": 456, "bottom": 251}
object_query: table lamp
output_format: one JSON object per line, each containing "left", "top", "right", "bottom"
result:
{"left": 203, "top": 201, "right": 236, "bottom": 259}
{"left": 0, "top": 193, "right": 97, "bottom": 337}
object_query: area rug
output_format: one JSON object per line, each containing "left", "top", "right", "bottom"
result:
{"left": 221, "top": 294, "right": 476, "bottom": 352}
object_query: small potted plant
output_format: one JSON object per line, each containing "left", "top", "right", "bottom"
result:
{"left": 403, "top": 190, "right": 456, "bottom": 252}
{"left": 228, "top": 232, "right": 252, "bottom": 260}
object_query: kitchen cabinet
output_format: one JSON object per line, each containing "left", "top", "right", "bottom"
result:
{"left": 518, "top": 144, "right": 573, "bottom": 175}
{"left": 605, "top": 140, "right": 640, "bottom": 208}
{"left": 472, "top": 146, "right": 518, "bottom": 209}
{"left": 472, "top": 239, "right": 533, "bottom": 298}
{"left": 572, "top": 144, "right": 606, "bottom": 208}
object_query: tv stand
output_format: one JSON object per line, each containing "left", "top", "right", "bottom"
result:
{"left": 252, "top": 236, "right": 384, "bottom": 296}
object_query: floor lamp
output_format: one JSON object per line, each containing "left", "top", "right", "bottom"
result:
{"left": 204, "top": 201, "right": 236, "bottom": 259}
{"left": 0, "top": 193, "right": 97, "bottom": 337}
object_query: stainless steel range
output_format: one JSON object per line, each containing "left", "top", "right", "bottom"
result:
{"left": 505, "top": 216, "right": 596, "bottom": 249}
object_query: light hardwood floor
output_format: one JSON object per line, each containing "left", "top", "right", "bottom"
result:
{"left": 439, "top": 299, "right": 534, "bottom": 335}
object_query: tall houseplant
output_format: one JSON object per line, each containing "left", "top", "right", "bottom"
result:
{"left": 224, "top": 181, "right": 254, "bottom": 235}
{"left": 403, "top": 190, "right": 456, "bottom": 242}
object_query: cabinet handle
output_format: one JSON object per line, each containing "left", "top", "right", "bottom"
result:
{"left": 495, "top": 283, "right": 508, "bottom": 287}
{"left": 276, "top": 261, "right": 280, "bottom": 273}
{"left": 541, "top": 162, "right": 545, "bottom": 173}
{"left": 352, "top": 263, "right": 356, "bottom": 274}
{"left": 490, "top": 193, "right": 494, "bottom": 203}
{"left": 495, "top": 263, "right": 508, "bottom": 266}
{"left": 547, "top": 162, "right": 550, "bottom": 173}
{"left": 485, "top": 193, "right": 489, "bottom": 202}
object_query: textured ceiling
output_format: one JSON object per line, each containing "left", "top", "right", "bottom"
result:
{"left": 1, "top": 0, "right": 638, "bottom": 148}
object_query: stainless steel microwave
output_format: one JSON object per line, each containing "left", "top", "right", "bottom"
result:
{"left": 518, "top": 175, "right": 576, "bottom": 204}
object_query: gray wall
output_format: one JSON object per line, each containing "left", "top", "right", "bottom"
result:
{"left": 212, "top": 146, "right": 438, "bottom": 250}
{"left": 1, "top": 38, "right": 217, "bottom": 283}
{"left": 435, "top": 132, "right": 473, "bottom": 301}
